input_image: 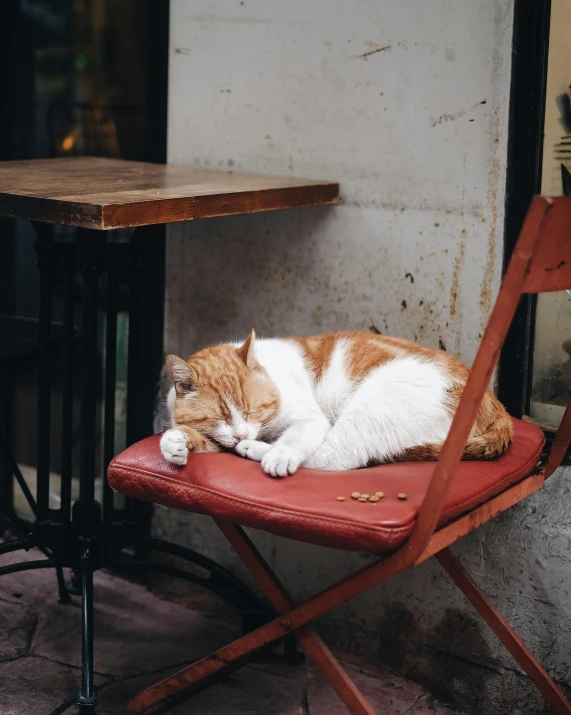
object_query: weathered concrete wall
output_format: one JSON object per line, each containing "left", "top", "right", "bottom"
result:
{"left": 158, "top": 1, "right": 571, "bottom": 712}
{"left": 165, "top": 0, "right": 510, "bottom": 363}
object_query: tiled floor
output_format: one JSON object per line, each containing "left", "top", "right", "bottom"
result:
{"left": 0, "top": 545, "right": 467, "bottom": 715}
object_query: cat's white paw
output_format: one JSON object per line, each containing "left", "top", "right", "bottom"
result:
{"left": 236, "top": 440, "right": 272, "bottom": 462}
{"left": 262, "top": 445, "right": 302, "bottom": 478}
{"left": 160, "top": 429, "right": 189, "bottom": 466}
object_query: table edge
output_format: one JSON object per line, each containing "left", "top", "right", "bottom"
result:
{"left": 0, "top": 183, "right": 339, "bottom": 229}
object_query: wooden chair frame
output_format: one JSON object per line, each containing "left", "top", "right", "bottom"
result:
{"left": 124, "top": 196, "right": 571, "bottom": 715}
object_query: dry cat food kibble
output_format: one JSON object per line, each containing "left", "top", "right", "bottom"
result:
{"left": 336, "top": 491, "right": 408, "bottom": 504}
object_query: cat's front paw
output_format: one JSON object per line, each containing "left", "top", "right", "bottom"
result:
{"left": 160, "top": 429, "right": 189, "bottom": 466}
{"left": 262, "top": 445, "right": 302, "bottom": 477}
{"left": 236, "top": 440, "right": 272, "bottom": 462}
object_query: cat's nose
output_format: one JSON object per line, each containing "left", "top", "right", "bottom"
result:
{"left": 233, "top": 431, "right": 248, "bottom": 442}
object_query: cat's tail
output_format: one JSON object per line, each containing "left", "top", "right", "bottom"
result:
{"left": 396, "top": 410, "right": 514, "bottom": 462}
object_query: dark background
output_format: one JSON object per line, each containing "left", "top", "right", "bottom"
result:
{"left": 0, "top": 0, "right": 169, "bottom": 515}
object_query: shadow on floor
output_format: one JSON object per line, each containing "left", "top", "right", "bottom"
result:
{"left": 0, "top": 544, "right": 466, "bottom": 715}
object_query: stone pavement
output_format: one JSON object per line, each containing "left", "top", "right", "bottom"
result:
{"left": 0, "top": 546, "right": 467, "bottom": 715}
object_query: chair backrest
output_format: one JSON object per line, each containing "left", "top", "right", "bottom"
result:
{"left": 405, "top": 196, "right": 571, "bottom": 559}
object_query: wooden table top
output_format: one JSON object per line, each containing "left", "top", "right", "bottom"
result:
{"left": 0, "top": 157, "right": 339, "bottom": 230}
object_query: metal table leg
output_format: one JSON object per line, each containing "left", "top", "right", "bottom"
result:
{"left": 77, "top": 543, "right": 96, "bottom": 713}
{"left": 75, "top": 230, "right": 103, "bottom": 711}
{"left": 0, "top": 222, "right": 274, "bottom": 714}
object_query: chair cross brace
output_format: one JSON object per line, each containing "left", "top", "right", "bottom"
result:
{"left": 124, "top": 517, "right": 570, "bottom": 715}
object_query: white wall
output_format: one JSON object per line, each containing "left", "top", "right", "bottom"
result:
{"left": 165, "top": 0, "right": 511, "bottom": 362}
{"left": 158, "top": 2, "right": 571, "bottom": 712}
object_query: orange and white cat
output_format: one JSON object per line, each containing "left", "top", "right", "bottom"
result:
{"left": 160, "top": 330, "right": 513, "bottom": 477}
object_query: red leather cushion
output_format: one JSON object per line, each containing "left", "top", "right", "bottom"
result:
{"left": 108, "top": 419, "right": 544, "bottom": 554}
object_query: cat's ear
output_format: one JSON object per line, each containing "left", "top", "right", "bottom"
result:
{"left": 236, "top": 329, "right": 257, "bottom": 368}
{"left": 165, "top": 355, "right": 195, "bottom": 388}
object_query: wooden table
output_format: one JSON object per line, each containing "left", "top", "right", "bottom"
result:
{"left": 0, "top": 157, "right": 338, "bottom": 228}
{"left": 0, "top": 157, "right": 338, "bottom": 713}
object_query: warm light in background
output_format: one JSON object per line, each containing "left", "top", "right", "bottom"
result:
{"left": 61, "top": 132, "right": 75, "bottom": 151}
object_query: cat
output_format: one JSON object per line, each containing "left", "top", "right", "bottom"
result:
{"left": 160, "top": 330, "right": 513, "bottom": 477}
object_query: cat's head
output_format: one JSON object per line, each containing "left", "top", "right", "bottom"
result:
{"left": 165, "top": 330, "right": 280, "bottom": 449}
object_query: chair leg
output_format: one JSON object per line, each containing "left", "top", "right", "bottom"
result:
{"left": 124, "top": 520, "right": 414, "bottom": 715}
{"left": 216, "top": 520, "right": 376, "bottom": 715}
{"left": 124, "top": 619, "right": 290, "bottom": 714}
{"left": 437, "top": 548, "right": 571, "bottom": 715}
{"left": 124, "top": 594, "right": 374, "bottom": 715}
{"left": 124, "top": 542, "right": 410, "bottom": 715}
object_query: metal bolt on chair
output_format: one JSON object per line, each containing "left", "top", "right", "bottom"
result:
{"left": 108, "top": 196, "right": 571, "bottom": 715}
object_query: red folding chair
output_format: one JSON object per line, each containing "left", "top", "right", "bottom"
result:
{"left": 108, "top": 196, "right": 571, "bottom": 715}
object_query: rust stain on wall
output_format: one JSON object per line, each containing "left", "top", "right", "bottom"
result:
{"left": 450, "top": 239, "right": 466, "bottom": 317}
{"left": 480, "top": 107, "right": 501, "bottom": 318}
{"left": 479, "top": 234, "right": 496, "bottom": 312}
{"left": 480, "top": 221, "right": 498, "bottom": 313}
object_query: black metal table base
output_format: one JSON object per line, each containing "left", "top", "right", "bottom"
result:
{"left": 0, "top": 222, "right": 275, "bottom": 713}
{"left": 78, "top": 542, "right": 96, "bottom": 711}
{"left": 0, "top": 529, "right": 272, "bottom": 712}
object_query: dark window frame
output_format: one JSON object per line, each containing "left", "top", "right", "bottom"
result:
{"left": 498, "top": 0, "right": 571, "bottom": 464}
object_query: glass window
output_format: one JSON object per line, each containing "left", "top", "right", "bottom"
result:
{"left": 528, "top": 0, "right": 571, "bottom": 430}
{"left": 2, "top": 0, "right": 156, "bottom": 518}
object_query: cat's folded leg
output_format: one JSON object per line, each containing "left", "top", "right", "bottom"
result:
{"left": 160, "top": 425, "right": 220, "bottom": 466}
{"left": 302, "top": 417, "right": 365, "bottom": 468}
{"left": 303, "top": 402, "right": 375, "bottom": 471}
{"left": 304, "top": 443, "right": 352, "bottom": 470}
{"left": 235, "top": 440, "right": 272, "bottom": 462}
{"left": 261, "top": 415, "right": 330, "bottom": 477}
